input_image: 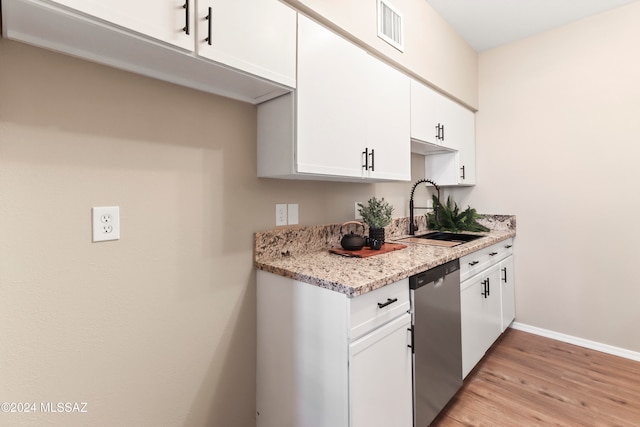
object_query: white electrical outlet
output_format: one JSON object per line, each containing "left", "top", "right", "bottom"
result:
{"left": 355, "top": 202, "right": 362, "bottom": 220}
{"left": 92, "top": 206, "right": 120, "bottom": 242}
{"left": 276, "top": 204, "right": 287, "bottom": 226}
{"left": 287, "top": 204, "right": 299, "bottom": 225}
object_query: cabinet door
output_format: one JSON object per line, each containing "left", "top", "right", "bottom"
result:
{"left": 500, "top": 256, "right": 516, "bottom": 331}
{"left": 460, "top": 266, "right": 502, "bottom": 378}
{"left": 50, "top": 0, "right": 194, "bottom": 50}
{"left": 349, "top": 313, "right": 413, "bottom": 427}
{"left": 423, "top": 103, "right": 475, "bottom": 186}
{"left": 296, "top": 15, "right": 368, "bottom": 178}
{"left": 452, "top": 105, "right": 476, "bottom": 185}
{"left": 366, "top": 57, "right": 411, "bottom": 181}
{"left": 437, "top": 95, "right": 465, "bottom": 151}
{"left": 410, "top": 79, "right": 440, "bottom": 146}
{"left": 195, "top": 0, "right": 296, "bottom": 87}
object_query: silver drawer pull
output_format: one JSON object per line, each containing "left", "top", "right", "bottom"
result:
{"left": 377, "top": 298, "right": 398, "bottom": 309}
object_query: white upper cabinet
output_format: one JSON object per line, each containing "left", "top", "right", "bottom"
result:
{"left": 295, "top": 15, "right": 369, "bottom": 179}
{"left": 258, "top": 15, "right": 410, "bottom": 182}
{"left": 195, "top": 0, "right": 296, "bottom": 87}
{"left": 410, "top": 80, "right": 452, "bottom": 152}
{"left": 456, "top": 106, "right": 476, "bottom": 185}
{"left": 2, "top": 0, "right": 295, "bottom": 103}
{"left": 47, "top": 0, "right": 194, "bottom": 51}
{"left": 365, "top": 56, "right": 411, "bottom": 181}
{"left": 423, "top": 107, "right": 476, "bottom": 186}
{"left": 410, "top": 79, "right": 476, "bottom": 186}
{"left": 410, "top": 79, "right": 475, "bottom": 153}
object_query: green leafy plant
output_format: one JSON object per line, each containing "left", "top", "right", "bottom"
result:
{"left": 426, "top": 195, "right": 489, "bottom": 232}
{"left": 357, "top": 197, "right": 393, "bottom": 229}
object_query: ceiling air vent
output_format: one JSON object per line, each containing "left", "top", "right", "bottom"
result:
{"left": 377, "top": 0, "right": 404, "bottom": 52}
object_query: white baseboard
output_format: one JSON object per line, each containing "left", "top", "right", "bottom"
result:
{"left": 510, "top": 322, "right": 640, "bottom": 362}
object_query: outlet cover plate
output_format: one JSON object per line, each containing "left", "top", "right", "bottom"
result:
{"left": 92, "top": 206, "right": 120, "bottom": 242}
{"left": 275, "top": 204, "right": 287, "bottom": 226}
{"left": 355, "top": 202, "right": 363, "bottom": 220}
{"left": 287, "top": 204, "right": 299, "bottom": 225}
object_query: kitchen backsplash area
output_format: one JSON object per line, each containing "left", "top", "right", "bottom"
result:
{"left": 254, "top": 214, "right": 516, "bottom": 262}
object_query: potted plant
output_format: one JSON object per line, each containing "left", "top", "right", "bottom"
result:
{"left": 426, "top": 195, "right": 489, "bottom": 232}
{"left": 357, "top": 197, "right": 394, "bottom": 244}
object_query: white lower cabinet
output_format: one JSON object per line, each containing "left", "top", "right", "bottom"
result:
{"left": 256, "top": 271, "right": 412, "bottom": 427}
{"left": 499, "top": 255, "right": 515, "bottom": 331}
{"left": 350, "top": 314, "right": 413, "bottom": 427}
{"left": 460, "top": 238, "right": 515, "bottom": 378}
{"left": 460, "top": 264, "right": 502, "bottom": 378}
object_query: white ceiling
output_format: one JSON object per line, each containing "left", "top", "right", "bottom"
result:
{"left": 425, "top": 0, "right": 639, "bottom": 51}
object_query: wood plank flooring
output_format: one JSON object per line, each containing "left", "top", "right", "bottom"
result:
{"left": 431, "top": 328, "right": 640, "bottom": 427}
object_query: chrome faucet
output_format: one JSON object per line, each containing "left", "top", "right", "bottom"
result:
{"left": 409, "top": 179, "right": 441, "bottom": 235}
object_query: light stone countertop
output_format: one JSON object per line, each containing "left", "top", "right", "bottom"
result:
{"left": 254, "top": 215, "right": 516, "bottom": 297}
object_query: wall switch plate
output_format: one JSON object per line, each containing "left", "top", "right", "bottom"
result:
{"left": 276, "top": 204, "right": 287, "bottom": 226}
{"left": 92, "top": 206, "right": 120, "bottom": 242}
{"left": 287, "top": 204, "right": 299, "bottom": 225}
{"left": 355, "top": 202, "right": 362, "bottom": 220}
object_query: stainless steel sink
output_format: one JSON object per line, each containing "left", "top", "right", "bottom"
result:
{"left": 416, "top": 232, "right": 483, "bottom": 243}
{"left": 397, "top": 231, "right": 484, "bottom": 247}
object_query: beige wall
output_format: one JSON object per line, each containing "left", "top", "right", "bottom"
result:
{"left": 283, "top": 0, "right": 479, "bottom": 109}
{"left": 0, "top": 39, "right": 421, "bottom": 426}
{"left": 455, "top": 2, "right": 640, "bottom": 352}
{"left": 5, "top": 3, "right": 639, "bottom": 425}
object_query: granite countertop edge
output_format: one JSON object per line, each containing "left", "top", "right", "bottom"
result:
{"left": 255, "top": 218, "right": 516, "bottom": 297}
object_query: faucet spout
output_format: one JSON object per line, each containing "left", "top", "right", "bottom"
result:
{"left": 409, "top": 179, "right": 441, "bottom": 235}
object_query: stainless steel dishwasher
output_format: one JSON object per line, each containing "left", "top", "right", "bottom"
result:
{"left": 409, "top": 259, "right": 462, "bottom": 427}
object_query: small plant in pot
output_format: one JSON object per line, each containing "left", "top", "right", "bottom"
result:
{"left": 357, "top": 197, "right": 393, "bottom": 244}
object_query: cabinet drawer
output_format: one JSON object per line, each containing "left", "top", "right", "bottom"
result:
{"left": 496, "top": 238, "right": 514, "bottom": 260}
{"left": 487, "top": 238, "right": 514, "bottom": 265}
{"left": 460, "top": 246, "right": 490, "bottom": 282}
{"left": 349, "top": 279, "right": 410, "bottom": 340}
{"left": 460, "top": 238, "right": 514, "bottom": 282}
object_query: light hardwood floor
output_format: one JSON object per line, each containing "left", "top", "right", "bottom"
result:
{"left": 431, "top": 328, "right": 640, "bottom": 426}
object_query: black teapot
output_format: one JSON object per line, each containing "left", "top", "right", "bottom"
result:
{"left": 340, "top": 221, "right": 366, "bottom": 251}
